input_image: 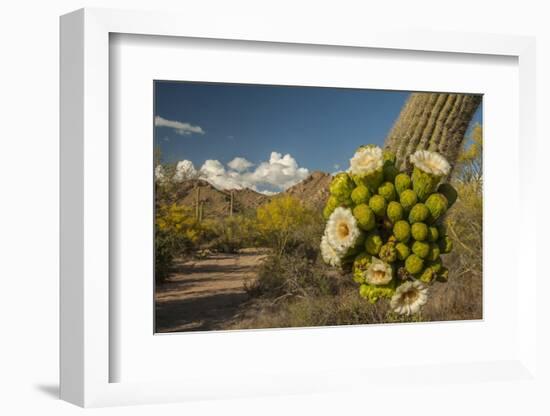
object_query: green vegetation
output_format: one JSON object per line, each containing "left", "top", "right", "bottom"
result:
{"left": 155, "top": 116, "right": 483, "bottom": 330}
{"left": 256, "top": 195, "right": 315, "bottom": 255}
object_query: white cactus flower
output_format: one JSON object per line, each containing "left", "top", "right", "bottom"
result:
{"left": 325, "top": 207, "right": 362, "bottom": 254}
{"left": 390, "top": 280, "right": 429, "bottom": 316}
{"left": 365, "top": 258, "right": 393, "bottom": 286}
{"left": 320, "top": 234, "right": 342, "bottom": 267}
{"left": 409, "top": 150, "right": 451, "bottom": 177}
{"left": 349, "top": 146, "right": 384, "bottom": 176}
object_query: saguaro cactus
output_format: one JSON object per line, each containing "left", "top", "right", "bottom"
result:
{"left": 320, "top": 145, "right": 458, "bottom": 316}
{"left": 384, "top": 93, "right": 482, "bottom": 172}
{"left": 199, "top": 201, "right": 204, "bottom": 222}
{"left": 195, "top": 186, "right": 201, "bottom": 220}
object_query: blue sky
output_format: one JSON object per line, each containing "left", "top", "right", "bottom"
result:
{"left": 154, "top": 81, "right": 482, "bottom": 193}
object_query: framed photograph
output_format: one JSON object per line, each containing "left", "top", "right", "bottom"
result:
{"left": 60, "top": 8, "right": 538, "bottom": 408}
{"left": 152, "top": 81, "right": 483, "bottom": 334}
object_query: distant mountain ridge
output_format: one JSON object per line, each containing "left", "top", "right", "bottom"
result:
{"left": 171, "top": 171, "right": 332, "bottom": 217}
{"left": 283, "top": 171, "right": 332, "bottom": 209}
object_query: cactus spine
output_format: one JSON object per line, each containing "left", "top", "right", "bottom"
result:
{"left": 384, "top": 93, "right": 481, "bottom": 172}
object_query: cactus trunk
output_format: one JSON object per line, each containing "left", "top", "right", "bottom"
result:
{"left": 384, "top": 93, "right": 481, "bottom": 172}
{"left": 195, "top": 186, "right": 201, "bottom": 219}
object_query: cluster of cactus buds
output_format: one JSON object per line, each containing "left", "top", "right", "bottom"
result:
{"left": 320, "top": 145, "right": 456, "bottom": 316}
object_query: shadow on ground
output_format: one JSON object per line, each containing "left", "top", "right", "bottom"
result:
{"left": 155, "top": 249, "right": 268, "bottom": 333}
{"left": 34, "top": 384, "right": 59, "bottom": 399}
{"left": 155, "top": 291, "right": 249, "bottom": 332}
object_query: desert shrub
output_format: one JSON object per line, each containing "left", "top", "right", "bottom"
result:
{"left": 246, "top": 245, "right": 340, "bottom": 300}
{"left": 256, "top": 195, "right": 317, "bottom": 255}
{"left": 285, "top": 289, "right": 390, "bottom": 327}
{"left": 453, "top": 123, "right": 482, "bottom": 186}
{"left": 206, "top": 215, "right": 260, "bottom": 253}
{"left": 421, "top": 125, "right": 483, "bottom": 321}
{"left": 230, "top": 287, "right": 390, "bottom": 330}
{"left": 155, "top": 203, "right": 202, "bottom": 282}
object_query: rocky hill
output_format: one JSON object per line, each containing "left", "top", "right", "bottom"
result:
{"left": 284, "top": 171, "right": 332, "bottom": 210}
{"left": 169, "top": 171, "right": 332, "bottom": 218}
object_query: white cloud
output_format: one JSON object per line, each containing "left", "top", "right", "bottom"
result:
{"left": 154, "top": 116, "right": 205, "bottom": 136}
{"left": 199, "top": 160, "right": 244, "bottom": 190}
{"left": 173, "top": 160, "right": 198, "bottom": 182}
{"left": 169, "top": 152, "right": 309, "bottom": 193}
{"left": 244, "top": 152, "right": 309, "bottom": 190}
{"left": 154, "top": 165, "right": 165, "bottom": 182}
{"left": 200, "top": 159, "right": 226, "bottom": 177}
{"left": 258, "top": 190, "right": 277, "bottom": 196}
{"left": 228, "top": 157, "right": 254, "bottom": 172}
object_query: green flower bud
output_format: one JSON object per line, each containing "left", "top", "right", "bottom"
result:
{"left": 330, "top": 172, "right": 355, "bottom": 203}
{"left": 399, "top": 189, "right": 418, "bottom": 211}
{"left": 395, "top": 242, "right": 410, "bottom": 261}
{"left": 419, "top": 267, "right": 434, "bottom": 283}
{"left": 427, "top": 258, "right": 442, "bottom": 274}
{"left": 383, "top": 150, "right": 396, "bottom": 166}
{"left": 352, "top": 204, "right": 376, "bottom": 231}
{"left": 411, "top": 222, "right": 428, "bottom": 241}
{"left": 351, "top": 170, "right": 384, "bottom": 194}
{"left": 383, "top": 164, "right": 399, "bottom": 183}
{"left": 425, "top": 193, "right": 449, "bottom": 223}
{"left": 359, "top": 283, "right": 395, "bottom": 304}
{"left": 438, "top": 236, "right": 453, "bottom": 253}
{"left": 408, "top": 203, "right": 430, "bottom": 223}
{"left": 322, "top": 195, "right": 339, "bottom": 220}
{"left": 412, "top": 167, "right": 441, "bottom": 201}
{"left": 427, "top": 243, "right": 440, "bottom": 261}
{"left": 405, "top": 254, "right": 424, "bottom": 275}
{"left": 379, "top": 242, "right": 397, "bottom": 263}
{"left": 437, "top": 183, "right": 458, "bottom": 207}
{"left": 393, "top": 220, "right": 411, "bottom": 243}
{"left": 378, "top": 181, "right": 397, "bottom": 202}
{"left": 368, "top": 195, "right": 387, "bottom": 217}
{"left": 395, "top": 173, "right": 412, "bottom": 195}
{"left": 352, "top": 253, "right": 372, "bottom": 284}
{"left": 351, "top": 185, "right": 371, "bottom": 205}
{"left": 365, "top": 232, "right": 383, "bottom": 256}
{"left": 386, "top": 201, "right": 404, "bottom": 223}
{"left": 427, "top": 226, "right": 439, "bottom": 242}
{"left": 412, "top": 241, "right": 430, "bottom": 259}
{"left": 436, "top": 266, "right": 449, "bottom": 282}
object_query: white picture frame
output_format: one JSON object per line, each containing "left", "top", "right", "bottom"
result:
{"left": 60, "top": 7, "right": 538, "bottom": 408}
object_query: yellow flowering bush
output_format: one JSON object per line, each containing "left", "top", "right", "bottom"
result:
{"left": 155, "top": 204, "right": 202, "bottom": 282}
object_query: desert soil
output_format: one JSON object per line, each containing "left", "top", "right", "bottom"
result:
{"left": 155, "top": 248, "right": 269, "bottom": 332}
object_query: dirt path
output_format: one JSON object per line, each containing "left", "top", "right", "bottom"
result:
{"left": 155, "top": 248, "right": 269, "bottom": 332}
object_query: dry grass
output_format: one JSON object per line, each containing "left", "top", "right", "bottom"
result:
{"left": 230, "top": 287, "right": 389, "bottom": 330}
{"left": 231, "top": 266, "right": 481, "bottom": 330}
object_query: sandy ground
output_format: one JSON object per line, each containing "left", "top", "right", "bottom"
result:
{"left": 155, "top": 248, "right": 268, "bottom": 332}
